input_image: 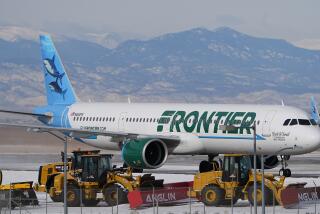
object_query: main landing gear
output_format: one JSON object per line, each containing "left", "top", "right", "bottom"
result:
{"left": 279, "top": 155, "right": 291, "bottom": 177}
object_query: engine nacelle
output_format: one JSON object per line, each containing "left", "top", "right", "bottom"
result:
{"left": 121, "top": 138, "right": 168, "bottom": 169}
{"left": 252, "top": 155, "right": 279, "bottom": 169}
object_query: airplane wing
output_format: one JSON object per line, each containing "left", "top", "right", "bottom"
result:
{"left": 0, "top": 122, "right": 180, "bottom": 142}
{"left": 0, "top": 109, "right": 52, "bottom": 119}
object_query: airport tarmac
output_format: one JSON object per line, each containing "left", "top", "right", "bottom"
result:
{"left": 1, "top": 152, "right": 320, "bottom": 178}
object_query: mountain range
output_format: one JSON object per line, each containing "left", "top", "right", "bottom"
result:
{"left": 0, "top": 26, "right": 320, "bottom": 110}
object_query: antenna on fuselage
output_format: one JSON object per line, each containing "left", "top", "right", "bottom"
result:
{"left": 281, "top": 99, "right": 285, "bottom": 106}
{"left": 128, "top": 96, "right": 131, "bottom": 104}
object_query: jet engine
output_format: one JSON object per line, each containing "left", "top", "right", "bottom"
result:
{"left": 121, "top": 138, "right": 168, "bottom": 169}
{"left": 252, "top": 155, "right": 279, "bottom": 169}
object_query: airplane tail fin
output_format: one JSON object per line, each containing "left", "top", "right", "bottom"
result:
{"left": 310, "top": 96, "right": 319, "bottom": 124}
{"left": 40, "top": 35, "right": 78, "bottom": 105}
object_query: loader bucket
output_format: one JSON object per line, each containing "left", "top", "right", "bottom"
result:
{"left": 140, "top": 174, "right": 164, "bottom": 189}
{"left": 0, "top": 181, "right": 39, "bottom": 209}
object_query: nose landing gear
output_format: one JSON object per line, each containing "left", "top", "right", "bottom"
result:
{"left": 279, "top": 155, "right": 291, "bottom": 177}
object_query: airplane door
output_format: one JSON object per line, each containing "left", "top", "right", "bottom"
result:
{"left": 118, "top": 112, "right": 127, "bottom": 131}
{"left": 262, "top": 111, "right": 276, "bottom": 136}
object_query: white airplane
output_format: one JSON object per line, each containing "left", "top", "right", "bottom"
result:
{"left": 1, "top": 35, "right": 320, "bottom": 177}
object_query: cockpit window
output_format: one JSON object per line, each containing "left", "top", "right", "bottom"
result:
{"left": 310, "top": 119, "right": 317, "bottom": 126}
{"left": 289, "top": 119, "right": 298, "bottom": 126}
{"left": 298, "top": 119, "right": 311, "bottom": 125}
{"left": 283, "top": 119, "right": 291, "bottom": 126}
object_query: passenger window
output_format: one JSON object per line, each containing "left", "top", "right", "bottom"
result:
{"left": 298, "top": 119, "right": 311, "bottom": 125}
{"left": 289, "top": 119, "right": 298, "bottom": 126}
{"left": 113, "top": 117, "right": 115, "bottom": 122}
{"left": 146, "top": 118, "right": 148, "bottom": 122}
{"left": 257, "top": 120, "right": 260, "bottom": 125}
{"left": 283, "top": 119, "right": 290, "bottom": 126}
{"left": 143, "top": 118, "right": 146, "bottom": 122}
{"left": 126, "top": 118, "right": 128, "bottom": 122}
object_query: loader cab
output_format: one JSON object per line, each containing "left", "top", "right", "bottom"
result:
{"left": 80, "top": 154, "right": 113, "bottom": 182}
{"left": 222, "top": 155, "right": 252, "bottom": 185}
{"left": 71, "top": 150, "right": 101, "bottom": 171}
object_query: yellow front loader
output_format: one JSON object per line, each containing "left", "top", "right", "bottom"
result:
{"left": 190, "top": 155, "right": 287, "bottom": 206}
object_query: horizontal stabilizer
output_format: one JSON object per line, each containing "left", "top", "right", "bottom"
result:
{"left": 0, "top": 109, "right": 52, "bottom": 118}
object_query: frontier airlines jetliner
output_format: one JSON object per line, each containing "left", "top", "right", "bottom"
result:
{"left": 1, "top": 35, "right": 320, "bottom": 177}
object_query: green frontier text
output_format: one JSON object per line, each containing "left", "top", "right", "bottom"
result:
{"left": 157, "top": 110, "right": 256, "bottom": 135}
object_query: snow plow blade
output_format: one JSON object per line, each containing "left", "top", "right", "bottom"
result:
{"left": 0, "top": 181, "right": 39, "bottom": 209}
{"left": 128, "top": 181, "right": 193, "bottom": 209}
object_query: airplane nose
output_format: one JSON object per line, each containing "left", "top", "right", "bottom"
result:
{"left": 305, "top": 128, "right": 320, "bottom": 152}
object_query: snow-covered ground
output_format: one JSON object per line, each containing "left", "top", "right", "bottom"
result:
{"left": 1, "top": 170, "right": 320, "bottom": 214}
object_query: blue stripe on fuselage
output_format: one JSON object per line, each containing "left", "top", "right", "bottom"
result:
{"left": 199, "top": 135, "right": 265, "bottom": 140}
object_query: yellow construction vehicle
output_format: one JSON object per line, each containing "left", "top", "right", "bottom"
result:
{"left": 33, "top": 150, "right": 99, "bottom": 198}
{"left": 0, "top": 181, "right": 39, "bottom": 210}
{"left": 190, "top": 154, "right": 287, "bottom": 206}
{"left": 35, "top": 150, "right": 162, "bottom": 207}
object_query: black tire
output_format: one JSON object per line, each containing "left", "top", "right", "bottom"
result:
{"left": 0, "top": 170, "right": 2, "bottom": 185}
{"left": 199, "top": 161, "right": 213, "bottom": 173}
{"left": 201, "top": 185, "right": 224, "bottom": 206}
{"left": 103, "top": 184, "right": 128, "bottom": 206}
{"left": 81, "top": 189, "right": 99, "bottom": 207}
{"left": 220, "top": 189, "right": 240, "bottom": 206}
{"left": 283, "top": 169, "right": 291, "bottom": 177}
{"left": 50, "top": 194, "right": 62, "bottom": 202}
{"left": 248, "top": 184, "right": 274, "bottom": 206}
{"left": 82, "top": 198, "right": 99, "bottom": 207}
{"left": 62, "top": 184, "right": 80, "bottom": 207}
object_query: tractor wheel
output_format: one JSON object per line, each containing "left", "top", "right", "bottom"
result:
{"left": 62, "top": 185, "right": 80, "bottom": 207}
{"left": 201, "top": 184, "right": 224, "bottom": 206}
{"left": 82, "top": 198, "right": 99, "bottom": 207}
{"left": 103, "top": 184, "right": 128, "bottom": 206}
{"left": 50, "top": 194, "right": 62, "bottom": 202}
{"left": 248, "top": 184, "right": 274, "bottom": 206}
{"left": 81, "top": 190, "right": 99, "bottom": 207}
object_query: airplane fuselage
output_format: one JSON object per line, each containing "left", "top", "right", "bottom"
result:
{"left": 40, "top": 102, "right": 320, "bottom": 156}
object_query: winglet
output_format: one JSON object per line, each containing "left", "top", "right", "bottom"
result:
{"left": 310, "top": 96, "right": 320, "bottom": 124}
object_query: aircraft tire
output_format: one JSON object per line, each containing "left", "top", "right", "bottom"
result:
{"left": 283, "top": 169, "right": 291, "bottom": 177}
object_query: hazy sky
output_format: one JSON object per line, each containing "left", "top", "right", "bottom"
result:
{"left": 1, "top": 0, "right": 319, "bottom": 42}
